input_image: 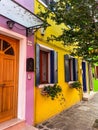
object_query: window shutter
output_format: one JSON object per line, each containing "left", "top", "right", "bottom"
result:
{"left": 54, "top": 52, "right": 58, "bottom": 83}
{"left": 64, "top": 55, "right": 70, "bottom": 82}
{"left": 35, "top": 44, "right": 40, "bottom": 86}
{"left": 73, "top": 58, "right": 78, "bottom": 81}
{"left": 50, "top": 51, "right": 58, "bottom": 83}
{"left": 50, "top": 51, "right": 54, "bottom": 83}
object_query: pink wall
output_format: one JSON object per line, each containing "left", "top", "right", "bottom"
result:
{"left": 26, "top": 36, "right": 35, "bottom": 125}
{"left": 0, "top": 0, "right": 35, "bottom": 125}
{"left": 15, "top": 0, "right": 34, "bottom": 12}
{"left": 0, "top": 16, "right": 26, "bottom": 36}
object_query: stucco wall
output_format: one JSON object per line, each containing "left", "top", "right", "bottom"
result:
{"left": 0, "top": 0, "right": 35, "bottom": 125}
{"left": 14, "top": 0, "right": 34, "bottom": 12}
{"left": 34, "top": 39, "right": 82, "bottom": 124}
{"left": 34, "top": 0, "right": 82, "bottom": 124}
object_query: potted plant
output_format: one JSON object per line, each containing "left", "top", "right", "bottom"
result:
{"left": 41, "top": 84, "right": 62, "bottom": 100}
{"left": 69, "top": 81, "right": 81, "bottom": 90}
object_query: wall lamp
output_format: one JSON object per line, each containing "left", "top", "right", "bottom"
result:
{"left": 6, "top": 20, "right": 43, "bottom": 37}
{"left": 6, "top": 20, "right": 15, "bottom": 29}
{"left": 26, "top": 27, "right": 39, "bottom": 37}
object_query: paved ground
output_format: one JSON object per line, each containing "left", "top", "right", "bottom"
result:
{"left": 36, "top": 92, "right": 98, "bottom": 130}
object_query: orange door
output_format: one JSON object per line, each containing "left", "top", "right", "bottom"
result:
{"left": 0, "top": 34, "right": 19, "bottom": 123}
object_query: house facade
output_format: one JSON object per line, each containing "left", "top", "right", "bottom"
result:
{"left": 0, "top": 0, "right": 43, "bottom": 127}
{"left": 0, "top": 0, "right": 95, "bottom": 128}
{"left": 34, "top": 0, "right": 83, "bottom": 125}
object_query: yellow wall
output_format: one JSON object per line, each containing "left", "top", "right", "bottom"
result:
{"left": 34, "top": 0, "right": 82, "bottom": 125}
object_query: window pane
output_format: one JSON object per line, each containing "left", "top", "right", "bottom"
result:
{"left": 41, "top": 0, "right": 48, "bottom": 5}
{"left": 42, "top": 53, "right": 47, "bottom": 81}
{"left": 5, "top": 47, "right": 14, "bottom": 55}
{"left": 40, "top": 51, "right": 48, "bottom": 83}
{"left": 3, "top": 40, "right": 10, "bottom": 51}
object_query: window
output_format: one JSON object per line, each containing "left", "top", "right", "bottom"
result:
{"left": 36, "top": 44, "right": 58, "bottom": 86}
{"left": 41, "top": 0, "right": 49, "bottom": 6}
{"left": 64, "top": 55, "right": 78, "bottom": 82}
{"left": 40, "top": 50, "right": 48, "bottom": 83}
{"left": 39, "top": 0, "right": 57, "bottom": 6}
{"left": 38, "top": 0, "right": 58, "bottom": 11}
{"left": 0, "top": 39, "right": 14, "bottom": 55}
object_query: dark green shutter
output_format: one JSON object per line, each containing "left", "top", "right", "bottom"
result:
{"left": 50, "top": 51, "right": 58, "bottom": 83}
{"left": 54, "top": 52, "right": 58, "bottom": 83}
{"left": 35, "top": 44, "right": 40, "bottom": 86}
{"left": 64, "top": 55, "right": 70, "bottom": 82}
{"left": 73, "top": 58, "right": 78, "bottom": 81}
{"left": 50, "top": 51, "right": 54, "bottom": 83}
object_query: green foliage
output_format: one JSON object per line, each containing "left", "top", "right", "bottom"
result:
{"left": 42, "top": 84, "right": 62, "bottom": 100}
{"left": 69, "top": 81, "right": 81, "bottom": 89}
{"left": 38, "top": 0, "right": 98, "bottom": 63}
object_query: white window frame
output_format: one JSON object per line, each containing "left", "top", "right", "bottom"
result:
{"left": 38, "top": 0, "right": 58, "bottom": 7}
{"left": 38, "top": 0, "right": 48, "bottom": 7}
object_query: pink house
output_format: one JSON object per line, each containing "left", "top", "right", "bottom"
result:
{"left": 0, "top": 0, "right": 43, "bottom": 129}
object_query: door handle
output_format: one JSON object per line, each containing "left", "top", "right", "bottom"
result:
{"left": 0, "top": 84, "right": 5, "bottom": 87}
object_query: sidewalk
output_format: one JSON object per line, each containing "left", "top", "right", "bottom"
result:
{"left": 36, "top": 92, "right": 98, "bottom": 130}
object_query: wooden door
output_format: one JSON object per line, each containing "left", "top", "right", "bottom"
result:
{"left": 0, "top": 34, "right": 19, "bottom": 123}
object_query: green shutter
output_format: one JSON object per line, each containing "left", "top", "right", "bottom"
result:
{"left": 50, "top": 51, "right": 58, "bottom": 83}
{"left": 64, "top": 55, "right": 70, "bottom": 82}
{"left": 35, "top": 44, "right": 40, "bottom": 86}
{"left": 73, "top": 58, "right": 78, "bottom": 81}
{"left": 50, "top": 51, "right": 54, "bottom": 83}
{"left": 54, "top": 52, "right": 58, "bottom": 83}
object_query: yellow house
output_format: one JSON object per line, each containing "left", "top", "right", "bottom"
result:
{"left": 34, "top": 0, "right": 83, "bottom": 125}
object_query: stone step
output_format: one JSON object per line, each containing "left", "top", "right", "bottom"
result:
{"left": 82, "top": 91, "right": 96, "bottom": 101}
{"left": 0, "top": 119, "right": 38, "bottom": 130}
{"left": 22, "top": 125, "right": 38, "bottom": 130}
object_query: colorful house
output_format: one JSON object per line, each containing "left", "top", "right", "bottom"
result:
{"left": 0, "top": 0, "right": 43, "bottom": 129}
{"left": 34, "top": 0, "right": 83, "bottom": 125}
{"left": 0, "top": 0, "right": 95, "bottom": 129}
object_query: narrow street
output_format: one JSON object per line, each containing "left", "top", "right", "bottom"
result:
{"left": 36, "top": 92, "right": 98, "bottom": 130}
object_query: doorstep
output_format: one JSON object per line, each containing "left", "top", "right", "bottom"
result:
{"left": 0, "top": 118, "right": 38, "bottom": 130}
{"left": 0, "top": 118, "right": 25, "bottom": 130}
{"left": 82, "top": 91, "right": 96, "bottom": 101}
{"left": 22, "top": 125, "right": 38, "bottom": 130}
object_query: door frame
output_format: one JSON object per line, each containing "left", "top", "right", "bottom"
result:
{"left": 0, "top": 27, "right": 26, "bottom": 120}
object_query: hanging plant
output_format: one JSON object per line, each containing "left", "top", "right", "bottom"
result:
{"left": 41, "top": 84, "right": 62, "bottom": 100}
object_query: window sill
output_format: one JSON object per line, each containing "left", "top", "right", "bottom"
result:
{"left": 68, "top": 81, "right": 76, "bottom": 84}
{"left": 38, "top": 83, "right": 54, "bottom": 88}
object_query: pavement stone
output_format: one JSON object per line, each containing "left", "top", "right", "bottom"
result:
{"left": 36, "top": 92, "right": 98, "bottom": 130}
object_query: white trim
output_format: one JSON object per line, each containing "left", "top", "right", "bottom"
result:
{"left": 18, "top": 37, "right": 26, "bottom": 120}
{"left": 38, "top": 84, "right": 54, "bottom": 88}
{"left": 0, "top": 27, "right": 26, "bottom": 120}
{"left": 37, "top": 43, "right": 54, "bottom": 87}
{"left": 38, "top": 0, "right": 58, "bottom": 7}
{"left": 38, "top": 0, "right": 48, "bottom": 7}
{"left": 39, "top": 43, "right": 53, "bottom": 51}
